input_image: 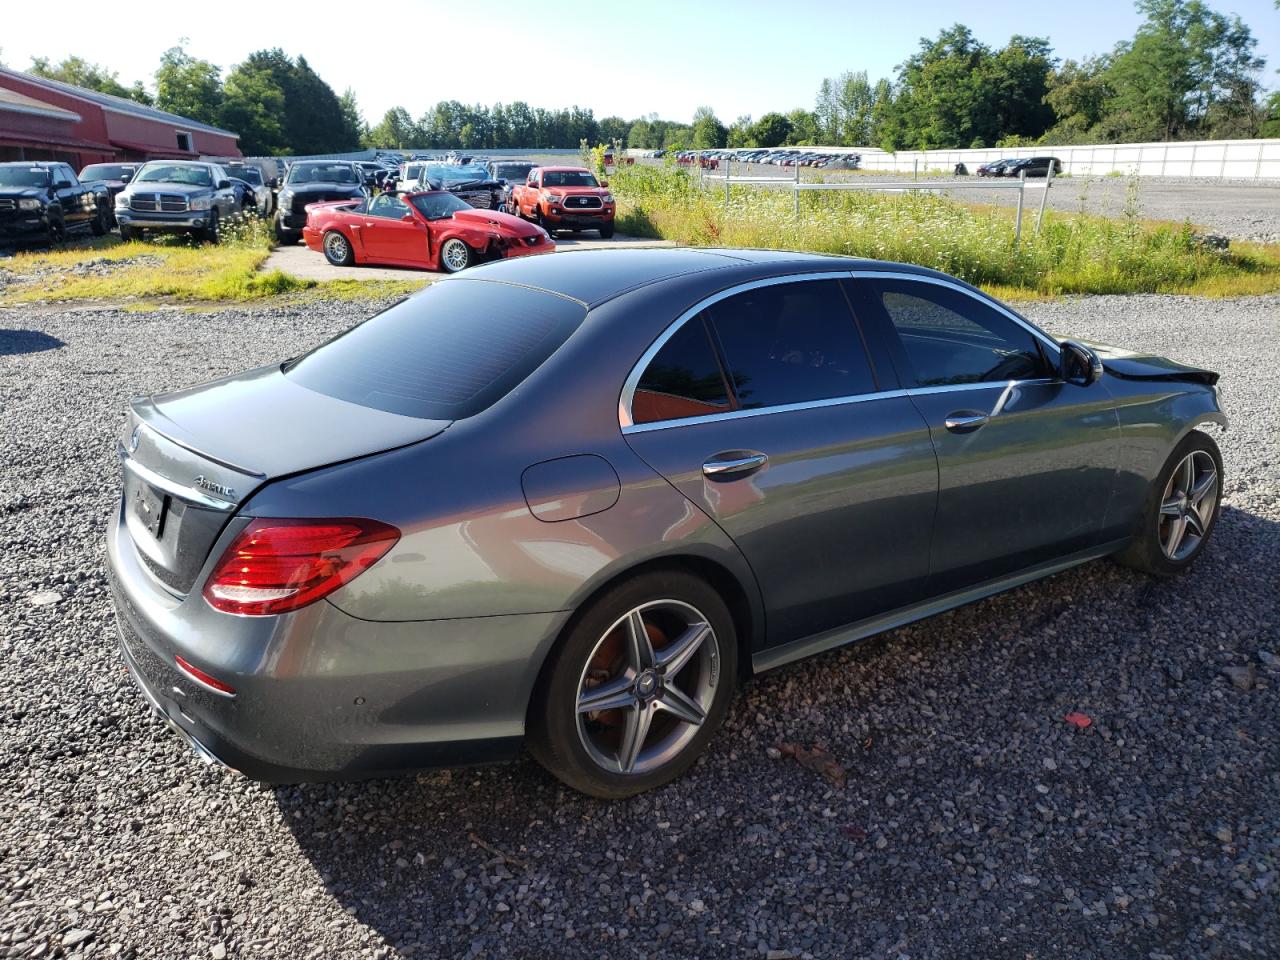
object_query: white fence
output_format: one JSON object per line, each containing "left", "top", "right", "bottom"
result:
{"left": 852, "top": 139, "right": 1280, "bottom": 180}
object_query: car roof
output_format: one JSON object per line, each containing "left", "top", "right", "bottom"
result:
{"left": 536, "top": 166, "right": 591, "bottom": 173}
{"left": 451, "top": 247, "right": 938, "bottom": 307}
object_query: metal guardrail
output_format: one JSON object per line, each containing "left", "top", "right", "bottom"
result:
{"left": 700, "top": 158, "right": 1055, "bottom": 249}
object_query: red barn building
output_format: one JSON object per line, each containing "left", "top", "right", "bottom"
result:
{"left": 0, "top": 67, "right": 240, "bottom": 169}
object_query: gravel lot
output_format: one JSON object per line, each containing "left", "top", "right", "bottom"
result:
{"left": 1, "top": 292, "right": 1276, "bottom": 959}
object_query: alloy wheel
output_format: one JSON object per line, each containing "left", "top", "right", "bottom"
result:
{"left": 324, "top": 232, "right": 349, "bottom": 264}
{"left": 575, "top": 599, "right": 719, "bottom": 776}
{"left": 1159, "top": 449, "right": 1218, "bottom": 561}
{"left": 441, "top": 238, "right": 470, "bottom": 272}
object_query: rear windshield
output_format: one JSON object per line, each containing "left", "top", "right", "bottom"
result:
{"left": 284, "top": 280, "right": 587, "bottom": 420}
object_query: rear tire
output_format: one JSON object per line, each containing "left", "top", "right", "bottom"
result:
{"left": 1114, "top": 429, "right": 1223, "bottom": 577}
{"left": 322, "top": 230, "right": 355, "bottom": 266}
{"left": 528, "top": 570, "right": 738, "bottom": 799}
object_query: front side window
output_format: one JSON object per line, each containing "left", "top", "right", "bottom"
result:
{"left": 868, "top": 279, "right": 1047, "bottom": 387}
{"left": 708, "top": 280, "right": 876, "bottom": 409}
{"left": 368, "top": 194, "right": 412, "bottom": 219}
{"left": 632, "top": 317, "right": 731, "bottom": 425}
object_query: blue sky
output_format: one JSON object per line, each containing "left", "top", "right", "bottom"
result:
{"left": 2, "top": 0, "right": 1276, "bottom": 124}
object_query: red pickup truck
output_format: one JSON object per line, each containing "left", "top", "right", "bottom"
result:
{"left": 509, "top": 166, "right": 615, "bottom": 238}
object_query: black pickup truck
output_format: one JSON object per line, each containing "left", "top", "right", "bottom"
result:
{"left": 0, "top": 161, "right": 112, "bottom": 246}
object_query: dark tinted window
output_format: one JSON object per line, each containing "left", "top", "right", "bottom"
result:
{"left": 286, "top": 280, "right": 587, "bottom": 420}
{"left": 633, "top": 316, "right": 730, "bottom": 424}
{"left": 708, "top": 280, "right": 876, "bottom": 409}
{"left": 869, "top": 280, "right": 1047, "bottom": 387}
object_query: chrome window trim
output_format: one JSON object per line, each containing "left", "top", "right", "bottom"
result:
{"left": 623, "top": 389, "right": 911, "bottom": 434}
{"left": 617, "top": 270, "right": 1063, "bottom": 433}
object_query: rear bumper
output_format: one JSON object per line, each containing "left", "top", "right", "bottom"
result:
{"left": 302, "top": 226, "right": 322, "bottom": 251}
{"left": 106, "top": 502, "right": 564, "bottom": 783}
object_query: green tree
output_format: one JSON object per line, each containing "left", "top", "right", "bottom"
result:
{"left": 750, "top": 112, "right": 792, "bottom": 147}
{"left": 30, "top": 56, "right": 152, "bottom": 104}
{"left": 726, "top": 115, "right": 754, "bottom": 147}
{"left": 691, "top": 106, "right": 727, "bottom": 148}
{"left": 337, "top": 88, "right": 366, "bottom": 147}
{"left": 987, "top": 36, "right": 1055, "bottom": 141}
{"left": 1043, "top": 57, "right": 1113, "bottom": 142}
{"left": 785, "top": 108, "right": 820, "bottom": 144}
{"left": 365, "top": 107, "right": 417, "bottom": 149}
{"left": 1103, "top": 0, "right": 1265, "bottom": 140}
{"left": 154, "top": 44, "right": 223, "bottom": 128}
{"left": 220, "top": 59, "right": 287, "bottom": 155}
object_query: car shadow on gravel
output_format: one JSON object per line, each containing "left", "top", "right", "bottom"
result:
{"left": 0, "top": 328, "right": 64, "bottom": 355}
{"left": 269, "top": 503, "right": 1277, "bottom": 957}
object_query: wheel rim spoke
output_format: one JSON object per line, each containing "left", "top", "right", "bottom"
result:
{"left": 577, "top": 674, "right": 637, "bottom": 715}
{"left": 625, "top": 610, "right": 656, "bottom": 672}
{"left": 1162, "top": 514, "right": 1187, "bottom": 557}
{"left": 656, "top": 622, "right": 710, "bottom": 680}
{"left": 1189, "top": 469, "right": 1217, "bottom": 507}
{"left": 1183, "top": 508, "right": 1206, "bottom": 538}
{"left": 1178, "top": 455, "right": 1195, "bottom": 496}
{"left": 1159, "top": 496, "right": 1183, "bottom": 517}
{"left": 654, "top": 685, "right": 706, "bottom": 727}
{"left": 617, "top": 704, "right": 653, "bottom": 774}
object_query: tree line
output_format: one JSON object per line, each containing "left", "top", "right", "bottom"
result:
{"left": 16, "top": 0, "right": 1278, "bottom": 157}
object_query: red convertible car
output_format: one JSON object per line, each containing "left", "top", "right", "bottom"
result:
{"left": 302, "top": 190, "right": 554, "bottom": 273}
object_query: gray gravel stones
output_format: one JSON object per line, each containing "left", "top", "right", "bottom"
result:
{"left": 0, "top": 292, "right": 1277, "bottom": 959}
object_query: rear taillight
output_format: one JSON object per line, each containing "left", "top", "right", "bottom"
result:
{"left": 203, "top": 518, "right": 400, "bottom": 616}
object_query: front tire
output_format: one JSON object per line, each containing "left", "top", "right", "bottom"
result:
{"left": 528, "top": 570, "right": 738, "bottom": 799}
{"left": 120, "top": 225, "right": 142, "bottom": 242}
{"left": 439, "top": 237, "right": 473, "bottom": 273}
{"left": 1114, "top": 429, "right": 1223, "bottom": 577}
{"left": 202, "top": 210, "right": 220, "bottom": 244}
{"left": 322, "top": 230, "right": 355, "bottom": 266}
{"left": 90, "top": 205, "right": 109, "bottom": 237}
{"left": 599, "top": 223, "right": 615, "bottom": 239}
{"left": 275, "top": 222, "right": 299, "bottom": 245}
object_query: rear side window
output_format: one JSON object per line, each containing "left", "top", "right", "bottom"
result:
{"left": 286, "top": 280, "right": 586, "bottom": 420}
{"left": 633, "top": 316, "right": 730, "bottom": 424}
{"left": 708, "top": 280, "right": 876, "bottom": 409}
{"left": 868, "top": 279, "right": 1047, "bottom": 387}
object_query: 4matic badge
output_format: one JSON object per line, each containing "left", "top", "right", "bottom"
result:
{"left": 192, "top": 475, "right": 236, "bottom": 498}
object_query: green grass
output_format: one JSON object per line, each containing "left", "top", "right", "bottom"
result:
{"left": 610, "top": 164, "right": 1280, "bottom": 298}
{"left": 0, "top": 215, "right": 427, "bottom": 306}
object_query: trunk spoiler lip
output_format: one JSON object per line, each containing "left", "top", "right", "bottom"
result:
{"left": 129, "top": 396, "right": 267, "bottom": 479}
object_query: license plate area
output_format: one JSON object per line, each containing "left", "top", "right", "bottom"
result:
{"left": 132, "top": 481, "right": 169, "bottom": 541}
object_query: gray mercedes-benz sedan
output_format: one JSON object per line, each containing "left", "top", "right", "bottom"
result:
{"left": 107, "top": 249, "right": 1226, "bottom": 797}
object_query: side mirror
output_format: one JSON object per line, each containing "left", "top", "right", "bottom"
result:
{"left": 599, "top": 179, "right": 609, "bottom": 187}
{"left": 54, "top": 180, "right": 72, "bottom": 190}
{"left": 121, "top": 173, "right": 133, "bottom": 183}
{"left": 217, "top": 179, "right": 231, "bottom": 190}
{"left": 401, "top": 212, "right": 415, "bottom": 222}
{"left": 1059, "top": 340, "right": 1102, "bottom": 386}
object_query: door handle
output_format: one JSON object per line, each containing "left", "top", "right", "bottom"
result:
{"left": 703, "top": 451, "right": 768, "bottom": 478}
{"left": 944, "top": 411, "right": 989, "bottom": 433}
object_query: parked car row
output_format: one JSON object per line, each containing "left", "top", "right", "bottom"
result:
{"left": 0, "top": 157, "right": 282, "bottom": 248}
{"left": 644, "top": 148, "right": 862, "bottom": 169}
{"left": 975, "top": 156, "right": 1063, "bottom": 178}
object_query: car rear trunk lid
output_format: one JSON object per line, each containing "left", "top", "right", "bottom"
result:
{"left": 119, "top": 364, "right": 450, "bottom": 595}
